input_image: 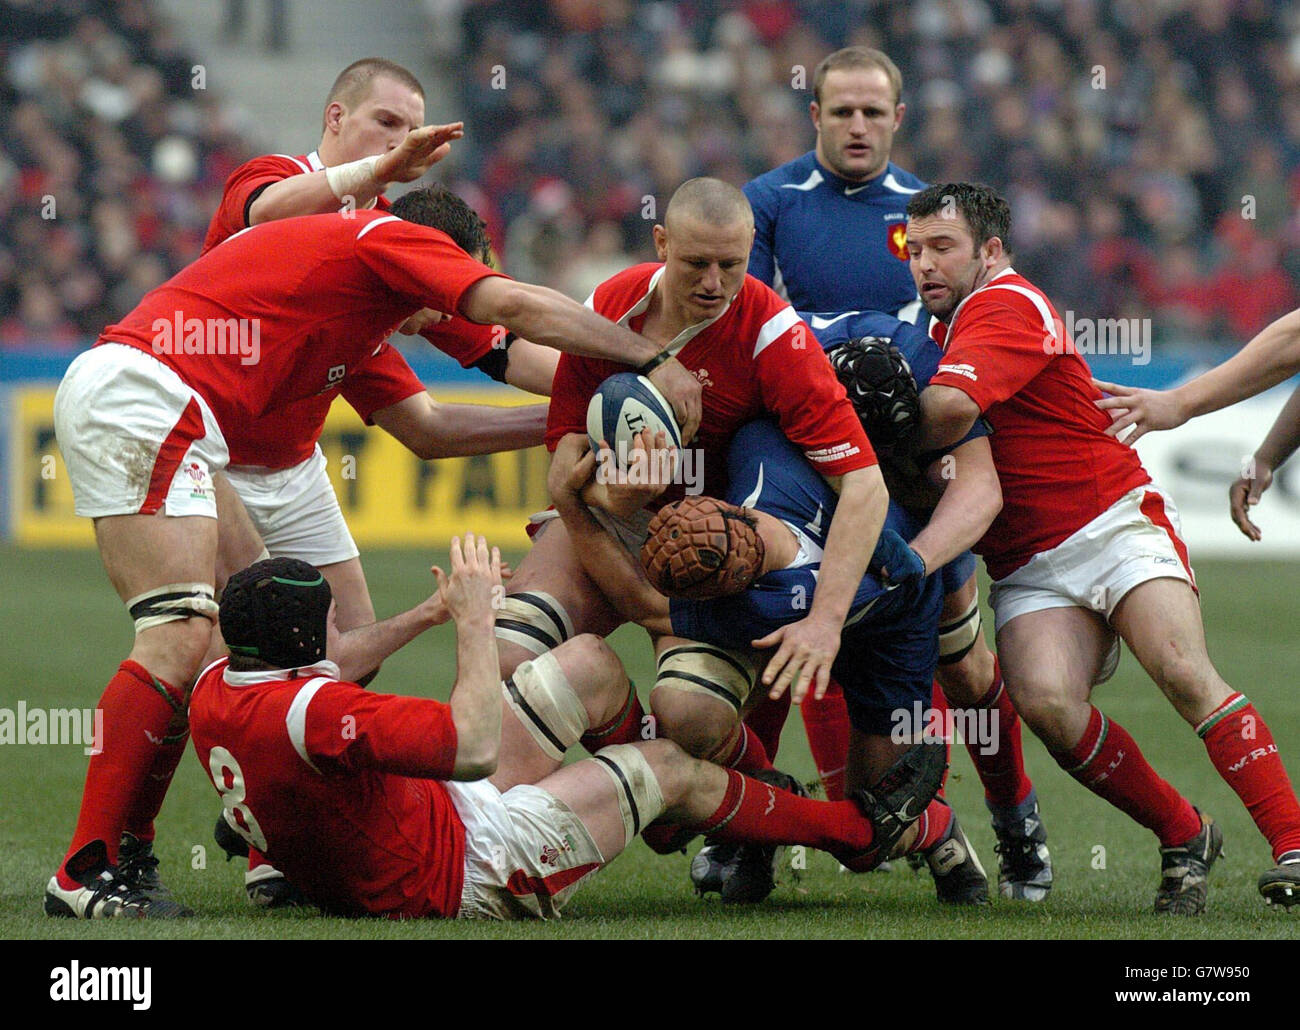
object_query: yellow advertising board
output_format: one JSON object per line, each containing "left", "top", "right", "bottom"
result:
{"left": 9, "top": 385, "right": 549, "bottom": 548}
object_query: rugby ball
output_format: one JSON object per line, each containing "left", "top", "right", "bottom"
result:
{"left": 586, "top": 372, "right": 682, "bottom": 466}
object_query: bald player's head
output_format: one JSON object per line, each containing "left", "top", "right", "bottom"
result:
{"left": 654, "top": 178, "right": 755, "bottom": 325}
{"left": 664, "top": 177, "right": 754, "bottom": 234}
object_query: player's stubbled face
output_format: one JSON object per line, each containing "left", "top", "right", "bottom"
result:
{"left": 906, "top": 214, "right": 986, "bottom": 322}
{"left": 336, "top": 76, "right": 425, "bottom": 162}
{"left": 812, "top": 67, "right": 903, "bottom": 182}
{"left": 657, "top": 214, "right": 753, "bottom": 324}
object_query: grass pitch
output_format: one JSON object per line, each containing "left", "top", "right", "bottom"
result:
{"left": 2, "top": 545, "right": 1299, "bottom": 940}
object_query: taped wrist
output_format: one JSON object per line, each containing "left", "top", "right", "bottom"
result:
{"left": 324, "top": 155, "right": 383, "bottom": 207}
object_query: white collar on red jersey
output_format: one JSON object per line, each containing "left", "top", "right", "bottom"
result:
{"left": 610, "top": 265, "right": 737, "bottom": 359}
{"left": 306, "top": 150, "right": 324, "bottom": 171}
{"left": 223, "top": 659, "right": 341, "bottom": 687}
{"left": 948, "top": 266, "right": 1058, "bottom": 344}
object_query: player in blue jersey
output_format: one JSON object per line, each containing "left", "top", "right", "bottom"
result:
{"left": 549, "top": 414, "right": 1002, "bottom": 903}
{"left": 742, "top": 46, "right": 1051, "bottom": 902}
{"left": 743, "top": 47, "right": 925, "bottom": 321}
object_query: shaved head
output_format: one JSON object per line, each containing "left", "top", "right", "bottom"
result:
{"left": 664, "top": 177, "right": 754, "bottom": 233}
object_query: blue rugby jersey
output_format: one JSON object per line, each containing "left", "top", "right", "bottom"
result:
{"left": 744, "top": 153, "right": 926, "bottom": 320}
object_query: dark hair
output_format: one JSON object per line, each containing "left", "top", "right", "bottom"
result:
{"left": 390, "top": 186, "right": 493, "bottom": 263}
{"left": 906, "top": 182, "right": 1011, "bottom": 251}
{"left": 813, "top": 47, "right": 903, "bottom": 106}
{"left": 326, "top": 58, "right": 424, "bottom": 110}
{"left": 220, "top": 558, "right": 332, "bottom": 672}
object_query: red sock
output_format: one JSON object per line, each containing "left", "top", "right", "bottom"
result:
{"left": 930, "top": 682, "right": 952, "bottom": 795}
{"left": 718, "top": 723, "right": 773, "bottom": 774}
{"left": 58, "top": 660, "right": 183, "bottom": 888}
{"left": 745, "top": 692, "right": 791, "bottom": 765}
{"left": 692, "top": 769, "right": 872, "bottom": 857}
{"left": 801, "top": 679, "right": 850, "bottom": 800}
{"left": 900, "top": 799, "right": 954, "bottom": 855}
{"left": 580, "top": 685, "right": 645, "bottom": 751}
{"left": 1052, "top": 706, "right": 1200, "bottom": 847}
{"left": 123, "top": 716, "right": 190, "bottom": 842}
{"left": 1198, "top": 694, "right": 1300, "bottom": 860}
{"left": 949, "top": 658, "right": 1033, "bottom": 808}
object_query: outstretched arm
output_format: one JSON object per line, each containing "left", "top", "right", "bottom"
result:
{"left": 908, "top": 436, "right": 1002, "bottom": 573}
{"left": 754, "top": 464, "right": 888, "bottom": 704}
{"left": 372, "top": 392, "right": 547, "bottom": 459}
{"left": 1094, "top": 307, "right": 1300, "bottom": 443}
{"left": 248, "top": 123, "right": 463, "bottom": 223}
{"left": 459, "top": 276, "right": 702, "bottom": 443}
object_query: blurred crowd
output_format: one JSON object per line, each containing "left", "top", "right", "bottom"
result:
{"left": 4, "top": 0, "right": 1300, "bottom": 351}
{"left": 0, "top": 0, "right": 257, "bottom": 349}
{"left": 435, "top": 0, "right": 1300, "bottom": 344}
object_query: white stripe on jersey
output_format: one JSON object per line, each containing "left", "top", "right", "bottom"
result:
{"left": 271, "top": 153, "right": 314, "bottom": 175}
{"left": 356, "top": 214, "right": 400, "bottom": 240}
{"left": 881, "top": 173, "right": 922, "bottom": 195}
{"left": 753, "top": 306, "right": 801, "bottom": 358}
{"left": 285, "top": 677, "right": 331, "bottom": 775}
{"left": 780, "top": 168, "right": 824, "bottom": 191}
{"left": 982, "top": 283, "right": 1058, "bottom": 338}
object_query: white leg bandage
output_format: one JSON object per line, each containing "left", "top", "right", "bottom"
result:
{"left": 502, "top": 651, "right": 588, "bottom": 762}
{"left": 494, "top": 592, "right": 574, "bottom": 656}
{"left": 127, "top": 582, "right": 219, "bottom": 634}
{"left": 654, "top": 644, "right": 758, "bottom": 713}
{"left": 938, "top": 590, "right": 982, "bottom": 664}
{"left": 592, "top": 744, "right": 667, "bottom": 847}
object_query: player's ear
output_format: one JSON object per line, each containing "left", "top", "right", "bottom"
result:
{"left": 982, "top": 236, "right": 1004, "bottom": 267}
{"left": 324, "top": 100, "right": 346, "bottom": 134}
{"left": 809, "top": 99, "right": 821, "bottom": 131}
{"left": 652, "top": 223, "right": 668, "bottom": 259}
{"left": 894, "top": 101, "right": 906, "bottom": 130}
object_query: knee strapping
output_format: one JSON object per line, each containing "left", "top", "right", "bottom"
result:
{"left": 653, "top": 644, "right": 758, "bottom": 713}
{"left": 502, "top": 650, "right": 587, "bottom": 761}
{"left": 592, "top": 743, "right": 667, "bottom": 847}
{"left": 494, "top": 591, "right": 574, "bottom": 656}
{"left": 127, "top": 582, "right": 219, "bottom": 634}
{"left": 938, "top": 590, "right": 982, "bottom": 665}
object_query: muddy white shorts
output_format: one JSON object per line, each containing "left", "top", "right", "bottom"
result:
{"left": 54, "top": 343, "right": 228, "bottom": 519}
{"left": 447, "top": 778, "right": 606, "bottom": 920}
{"left": 989, "top": 483, "right": 1197, "bottom": 633}
{"left": 224, "top": 447, "right": 359, "bottom": 567}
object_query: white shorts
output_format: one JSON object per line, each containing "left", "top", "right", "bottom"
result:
{"left": 989, "top": 483, "right": 1197, "bottom": 633}
{"left": 447, "top": 778, "right": 606, "bottom": 921}
{"left": 224, "top": 448, "right": 360, "bottom": 567}
{"left": 54, "top": 344, "right": 228, "bottom": 519}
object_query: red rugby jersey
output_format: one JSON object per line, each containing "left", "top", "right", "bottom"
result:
{"left": 927, "top": 268, "right": 1150, "bottom": 579}
{"left": 202, "top": 152, "right": 498, "bottom": 467}
{"left": 98, "top": 210, "right": 504, "bottom": 436}
{"left": 547, "top": 264, "right": 874, "bottom": 502}
{"left": 189, "top": 657, "right": 466, "bottom": 918}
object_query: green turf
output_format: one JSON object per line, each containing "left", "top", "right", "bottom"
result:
{"left": 2, "top": 546, "right": 1299, "bottom": 939}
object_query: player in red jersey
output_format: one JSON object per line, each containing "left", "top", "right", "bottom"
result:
{"left": 203, "top": 187, "right": 548, "bottom": 907}
{"left": 910, "top": 182, "right": 1300, "bottom": 911}
{"left": 44, "top": 190, "right": 702, "bottom": 919}
{"left": 189, "top": 540, "right": 947, "bottom": 920}
{"left": 201, "top": 57, "right": 558, "bottom": 396}
{"left": 497, "top": 180, "right": 889, "bottom": 902}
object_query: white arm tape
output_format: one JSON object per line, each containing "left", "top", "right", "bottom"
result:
{"left": 324, "top": 155, "right": 383, "bottom": 206}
